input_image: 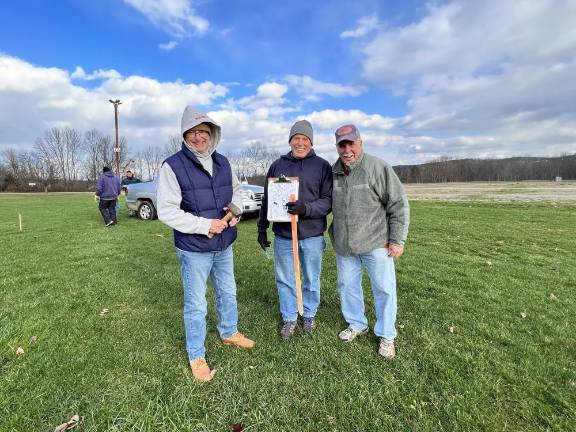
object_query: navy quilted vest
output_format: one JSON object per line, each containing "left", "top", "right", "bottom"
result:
{"left": 164, "top": 144, "right": 237, "bottom": 252}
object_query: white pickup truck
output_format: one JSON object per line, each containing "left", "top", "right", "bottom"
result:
{"left": 125, "top": 179, "right": 264, "bottom": 220}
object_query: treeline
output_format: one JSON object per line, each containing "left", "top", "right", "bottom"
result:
{"left": 0, "top": 127, "right": 185, "bottom": 192}
{"left": 394, "top": 155, "right": 576, "bottom": 183}
{"left": 4, "top": 127, "right": 573, "bottom": 192}
{"left": 0, "top": 128, "right": 279, "bottom": 192}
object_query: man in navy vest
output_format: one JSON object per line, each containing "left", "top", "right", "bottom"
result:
{"left": 157, "top": 106, "right": 255, "bottom": 382}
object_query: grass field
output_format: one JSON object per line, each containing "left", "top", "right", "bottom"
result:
{"left": 1, "top": 193, "right": 575, "bottom": 431}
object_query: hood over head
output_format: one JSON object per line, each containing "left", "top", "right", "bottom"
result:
{"left": 181, "top": 106, "right": 221, "bottom": 156}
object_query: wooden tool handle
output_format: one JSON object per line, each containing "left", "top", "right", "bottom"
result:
{"left": 290, "top": 194, "right": 304, "bottom": 316}
{"left": 207, "top": 211, "right": 235, "bottom": 239}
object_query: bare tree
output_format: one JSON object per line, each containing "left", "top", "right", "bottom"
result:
{"left": 63, "top": 127, "right": 82, "bottom": 183}
{"left": 83, "top": 129, "right": 104, "bottom": 183}
{"left": 0, "top": 148, "right": 24, "bottom": 190}
{"left": 139, "top": 145, "right": 163, "bottom": 181}
{"left": 229, "top": 142, "right": 281, "bottom": 180}
{"left": 34, "top": 127, "right": 82, "bottom": 189}
{"left": 165, "top": 134, "right": 182, "bottom": 157}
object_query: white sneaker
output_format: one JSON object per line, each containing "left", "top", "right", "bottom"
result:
{"left": 338, "top": 326, "right": 368, "bottom": 342}
{"left": 378, "top": 339, "right": 396, "bottom": 359}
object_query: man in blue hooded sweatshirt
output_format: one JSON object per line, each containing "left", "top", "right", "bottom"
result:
{"left": 157, "top": 106, "right": 254, "bottom": 382}
{"left": 95, "top": 166, "right": 121, "bottom": 226}
{"left": 257, "top": 120, "right": 333, "bottom": 339}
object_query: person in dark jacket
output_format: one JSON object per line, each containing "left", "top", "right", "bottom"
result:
{"left": 95, "top": 166, "right": 121, "bottom": 226}
{"left": 121, "top": 169, "right": 141, "bottom": 194}
{"left": 257, "top": 120, "right": 333, "bottom": 339}
{"left": 157, "top": 106, "right": 254, "bottom": 382}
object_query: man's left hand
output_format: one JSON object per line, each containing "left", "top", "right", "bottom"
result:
{"left": 388, "top": 244, "right": 404, "bottom": 258}
{"left": 223, "top": 207, "right": 239, "bottom": 227}
{"left": 286, "top": 201, "right": 306, "bottom": 216}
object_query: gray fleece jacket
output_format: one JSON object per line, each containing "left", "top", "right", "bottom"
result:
{"left": 329, "top": 152, "right": 409, "bottom": 256}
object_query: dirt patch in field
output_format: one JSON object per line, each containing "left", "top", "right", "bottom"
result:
{"left": 405, "top": 181, "right": 576, "bottom": 201}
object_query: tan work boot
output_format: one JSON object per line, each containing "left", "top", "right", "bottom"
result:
{"left": 222, "top": 332, "right": 255, "bottom": 348}
{"left": 189, "top": 358, "right": 216, "bottom": 382}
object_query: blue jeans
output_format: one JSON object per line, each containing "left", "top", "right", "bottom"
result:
{"left": 273, "top": 235, "right": 325, "bottom": 322}
{"left": 177, "top": 246, "right": 238, "bottom": 361}
{"left": 336, "top": 248, "right": 397, "bottom": 341}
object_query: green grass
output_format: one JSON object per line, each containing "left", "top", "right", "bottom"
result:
{"left": 1, "top": 194, "right": 575, "bottom": 431}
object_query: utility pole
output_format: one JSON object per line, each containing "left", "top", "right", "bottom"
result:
{"left": 109, "top": 99, "right": 122, "bottom": 175}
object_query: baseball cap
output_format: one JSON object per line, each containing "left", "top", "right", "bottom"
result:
{"left": 335, "top": 124, "right": 360, "bottom": 145}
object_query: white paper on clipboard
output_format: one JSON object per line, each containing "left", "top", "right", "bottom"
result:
{"left": 267, "top": 177, "right": 299, "bottom": 222}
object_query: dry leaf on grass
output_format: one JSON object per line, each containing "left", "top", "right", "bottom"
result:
{"left": 549, "top": 293, "right": 558, "bottom": 300}
{"left": 155, "top": 234, "right": 165, "bottom": 238}
{"left": 99, "top": 308, "right": 110, "bottom": 317}
{"left": 231, "top": 423, "right": 244, "bottom": 432}
{"left": 520, "top": 312, "right": 527, "bottom": 319}
{"left": 448, "top": 326, "right": 455, "bottom": 333}
{"left": 29, "top": 335, "right": 38, "bottom": 344}
{"left": 54, "top": 414, "right": 80, "bottom": 432}
{"left": 16, "top": 347, "right": 25, "bottom": 355}
{"left": 398, "top": 324, "right": 405, "bottom": 330}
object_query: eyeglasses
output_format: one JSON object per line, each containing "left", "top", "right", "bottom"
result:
{"left": 187, "top": 130, "right": 210, "bottom": 137}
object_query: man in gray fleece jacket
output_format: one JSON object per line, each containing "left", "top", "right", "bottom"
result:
{"left": 329, "top": 124, "right": 409, "bottom": 359}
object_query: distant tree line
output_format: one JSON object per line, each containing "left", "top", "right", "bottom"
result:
{"left": 0, "top": 128, "right": 280, "bottom": 192}
{"left": 394, "top": 155, "right": 576, "bottom": 183}
{"left": 5, "top": 127, "right": 572, "bottom": 192}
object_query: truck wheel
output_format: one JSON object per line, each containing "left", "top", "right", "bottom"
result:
{"left": 137, "top": 201, "right": 157, "bottom": 220}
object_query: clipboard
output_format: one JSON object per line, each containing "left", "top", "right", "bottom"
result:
{"left": 266, "top": 175, "right": 299, "bottom": 222}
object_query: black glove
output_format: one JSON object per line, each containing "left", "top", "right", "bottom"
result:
{"left": 258, "top": 231, "right": 271, "bottom": 250}
{"left": 286, "top": 201, "right": 306, "bottom": 216}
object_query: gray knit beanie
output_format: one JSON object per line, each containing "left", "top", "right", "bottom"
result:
{"left": 289, "top": 120, "right": 313, "bottom": 144}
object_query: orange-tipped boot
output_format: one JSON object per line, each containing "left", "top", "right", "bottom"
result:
{"left": 222, "top": 332, "right": 255, "bottom": 349}
{"left": 189, "top": 358, "right": 216, "bottom": 382}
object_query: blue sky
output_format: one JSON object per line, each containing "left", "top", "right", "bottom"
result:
{"left": 1, "top": 0, "right": 575, "bottom": 165}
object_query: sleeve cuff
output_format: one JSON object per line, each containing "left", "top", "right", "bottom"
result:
{"left": 200, "top": 218, "right": 212, "bottom": 236}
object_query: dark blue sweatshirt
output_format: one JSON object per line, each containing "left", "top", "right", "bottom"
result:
{"left": 257, "top": 149, "right": 333, "bottom": 239}
{"left": 96, "top": 171, "right": 121, "bottom": 200}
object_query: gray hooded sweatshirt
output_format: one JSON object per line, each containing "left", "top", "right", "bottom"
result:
{"left": 157, "top": 107, "right": 242, "bottom": 236}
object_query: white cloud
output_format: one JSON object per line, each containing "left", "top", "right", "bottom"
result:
{"left": 71, "top": 66, "right": 122, "bottom": 80}
{"left": 237, "top": 82, "right": 289, "bottom": 112}
{"left": 285, "top": 75, "right": 366, "bottom": 101}
{"left": 0, "top": 54, "right": 227, "bottom": 151}
{"left": 0, "top": 55, "right": 412, "bottom": 165}
{"left": 340, "top": 15, "right": 379, "bottom": 39}
{"left": 354, "top": 0, "right": 576, "bottom": 159}
{"left": 122, "top": 0, "right": 209, "bottom": 39}
{"left": 208, "top": 109, "right": 290, "bottom": 155}
{"left": 159, "top": 40, "right": 179, "bottom": 51}
{"left": 304, "top": 109, "right": 395, "bottom": 131}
